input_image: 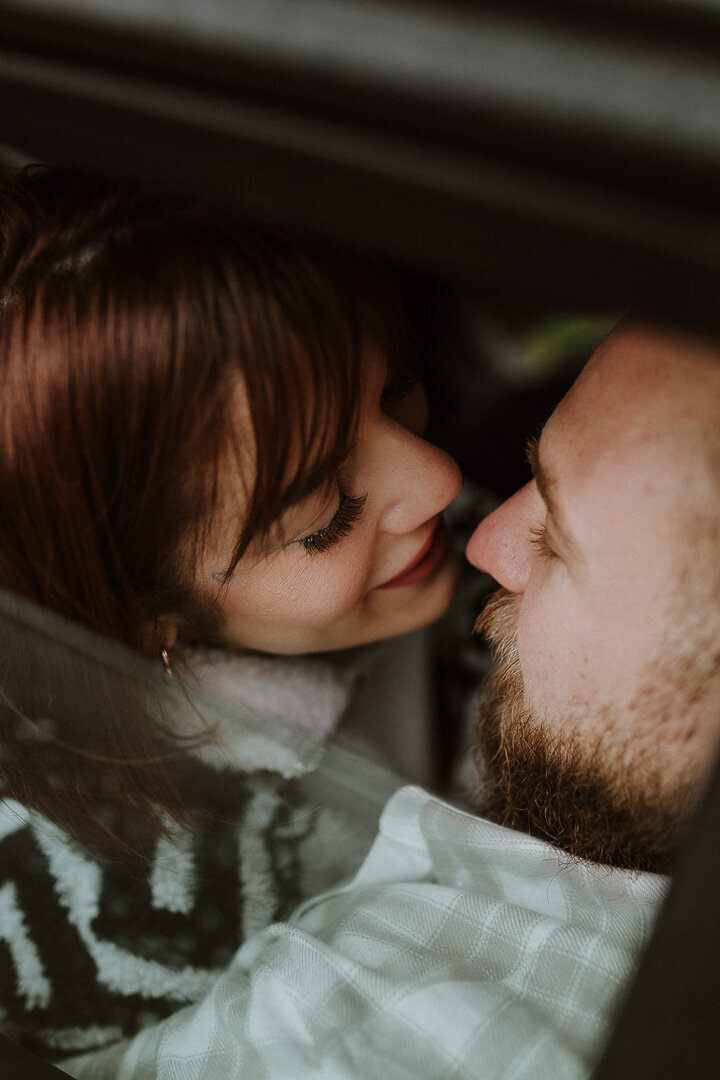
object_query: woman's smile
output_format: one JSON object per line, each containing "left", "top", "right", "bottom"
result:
{"left": 377, "top": 516, "right": 448, "bottom": 590}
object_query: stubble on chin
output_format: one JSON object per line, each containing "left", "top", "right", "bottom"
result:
{"left": 472, "top": 589, "right": 691, "bottom": 874}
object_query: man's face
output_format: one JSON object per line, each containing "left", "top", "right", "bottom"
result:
{"left": 465, "top": 323, "right": 720, "bottom": 871}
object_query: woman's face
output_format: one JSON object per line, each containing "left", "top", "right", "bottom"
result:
{"left": 201, "top": 352, "right": 463, "bottom": 654}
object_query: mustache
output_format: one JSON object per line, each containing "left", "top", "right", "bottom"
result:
{"left": 473, "top": 587, "right": 522, "bottom": 659}
{"left": 473, "top": 588, "right": 525, "bottom": 729}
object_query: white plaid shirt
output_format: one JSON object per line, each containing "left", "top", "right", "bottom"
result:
{"left": 64, "top": 785, "right": 667, "bottom": 1080}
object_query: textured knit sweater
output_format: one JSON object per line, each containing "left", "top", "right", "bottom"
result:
{"left": 0, "top": 646, "right": 394, "bottom": 1062}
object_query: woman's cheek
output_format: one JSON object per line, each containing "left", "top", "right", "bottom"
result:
{"left": 247, "top": 550, "right": 371, "bottom": 626}
{"left": 294, "top": 555, "right": 370, "bottom": 623}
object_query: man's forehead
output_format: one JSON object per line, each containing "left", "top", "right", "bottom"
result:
{"left": 531, "top": 324, "right": 720, "bottom": 548}
{"left": 546, "top": 323, "right": 720, "bottom": 458}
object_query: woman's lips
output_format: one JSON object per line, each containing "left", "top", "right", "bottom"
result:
{"left": 377, "top": 517, "right": 447, "bottom": 590}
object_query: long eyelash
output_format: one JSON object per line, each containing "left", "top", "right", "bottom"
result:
{"left": 299, "top": 493, "right": 367, "bottom": 555}
{"left": 528, "top": 521, "right": 555, "bottom": 558}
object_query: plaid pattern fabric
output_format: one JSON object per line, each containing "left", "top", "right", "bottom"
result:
{"left": 64, "top": 786, "right": 667, "bottom": 1080}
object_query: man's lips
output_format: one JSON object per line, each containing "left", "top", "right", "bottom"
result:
{"left": 377, "top": 517, "right": 447, "bottom": 590}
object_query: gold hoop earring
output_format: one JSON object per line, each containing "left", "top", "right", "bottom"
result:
{"left": 160, "top": 648, "right": 174, "bottom": 680}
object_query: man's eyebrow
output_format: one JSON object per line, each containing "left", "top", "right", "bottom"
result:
{"left": 525, "top": 434, "right": 578, "bottom": 553}
{"left": 526, "top": 435, "right": 556, "bottom": 512}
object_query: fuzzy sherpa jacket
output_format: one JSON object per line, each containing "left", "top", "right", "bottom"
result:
{"left": 0, "top": 646, "right": 390, "bottom": 1062}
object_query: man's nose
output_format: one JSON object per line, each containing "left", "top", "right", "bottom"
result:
{"left": 465, "top": 481, "right": 541, "bottom": 593}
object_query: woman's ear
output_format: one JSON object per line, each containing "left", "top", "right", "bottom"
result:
{"left": 154, "top": 615, "right": 180, "bottom": 652}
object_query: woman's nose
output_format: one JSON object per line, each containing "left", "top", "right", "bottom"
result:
{"left": 376, "top": 426, "right": 463, "bottom": 535}
{"left": 465, "top": 481, "right": 541, "bottom": 593}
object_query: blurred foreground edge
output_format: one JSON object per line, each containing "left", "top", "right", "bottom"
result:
{"left": 592, "top": 751, "right": 720, "bottom": 1079}
{"left": 2, "top": 1, "right": 720, "bottom": 329}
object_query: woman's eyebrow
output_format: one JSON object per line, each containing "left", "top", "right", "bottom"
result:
{"left": 525, "top": 435, "right": 580, "bottom": 555}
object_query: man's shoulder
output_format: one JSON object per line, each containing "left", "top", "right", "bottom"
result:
{"left": 61, "top": 785, "right": 671, "bottom": 1080}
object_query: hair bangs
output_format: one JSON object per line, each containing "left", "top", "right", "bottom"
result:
{"left": 217, "top": 239, "right": 405, "bottom": 570}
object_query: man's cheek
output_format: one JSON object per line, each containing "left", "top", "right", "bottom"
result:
{"left": 516, "top": 588, "right": 594, "bottom": 717}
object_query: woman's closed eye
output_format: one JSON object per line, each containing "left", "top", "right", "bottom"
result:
{"left": 299, "top": 493, "right": 367, "bottom": 555}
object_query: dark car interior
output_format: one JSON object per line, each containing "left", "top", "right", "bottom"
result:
{"left": 0, "top": 1, "right": 719, "bottom": 1076}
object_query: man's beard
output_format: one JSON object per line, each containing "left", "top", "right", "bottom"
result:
{"left": 473, "top": 589, "right": 695, "bottom": 874}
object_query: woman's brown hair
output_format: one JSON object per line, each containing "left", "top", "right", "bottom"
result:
{"left": 0, "top": 167, "right": 405, "bottom": 854}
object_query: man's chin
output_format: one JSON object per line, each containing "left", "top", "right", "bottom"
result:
{"left": 472, "top": 588, "right": 692, "bottom": 875}
{"left": 473, "top": 683, "right": 692, "bottom": 874}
